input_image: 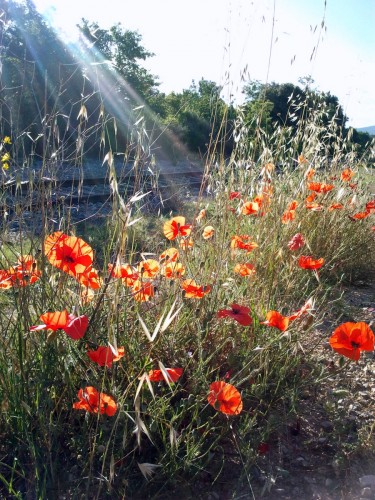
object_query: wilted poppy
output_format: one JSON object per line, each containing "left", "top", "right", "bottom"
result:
{"left": 202, "top": 226, "right": 215, "bottom": 239}
{"left": 87, "top": 346, "right": 125, "bottom": 367}
{"left": 138, "top": 259, "right": 160, "bottom": 279}
{"left": 231, "top": 235, "right": 259, "bottom": 253}
{"left": 148, "top": 368, "right": 183, "bottom": 382}
{"left": 132, "top": 280, "right": 155, "bottom": 302}
{"left": 305, "top": 202, "right": 324, "bottom": 211}
{"left": 179, "top": 238, "right": 194, "bottom": 250}
{"left": 234, "top": 263, "right": 256, "bottom": 277}
{"left": 163, "top": 216, "right": 191, "bottom": 240}
{"left": 73, "top": 386, "right": 117, "bottom": 416}
{"left": 305, "top": 168, "right": 315, "bottom": 180}
{"left": 308, "top": 182, "right": 334, "bottom": 194}
{"left": 207, "top": 381, "right": 243, "bottom": 415}
{"left": 329, "top": 322, "right": 374, "bottom": 361}
{"left": 44, "top": 233, "right": 93, "bottom": 277}
{"left": 196, "top": 209, "right": 206, "bottom": 222}
{"left": 242, "top": 201, "right": 259, "bottom": 215}
{"left": 181, "top": 279, "right": 210, "bottom": 299}
{"left": 287, "top": 233, "right": 305, "bottom": 251}
{"left": 217, "top": 304, "right": 252, "bottom": 326}
{"left": 288, "top": 298, "right": 314, "bottom": 321}
{"left": 298, "top": 255, "right": 324, "bottom": 270}
{"left": 261, "top": 310, "right": 290, "bottom": 332}
{"left": 341, "top": 168, "right": 354, "bottom": 182}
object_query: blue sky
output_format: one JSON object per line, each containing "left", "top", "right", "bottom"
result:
{"left": 32, "top": 0, "right": 374, "bottom": 127}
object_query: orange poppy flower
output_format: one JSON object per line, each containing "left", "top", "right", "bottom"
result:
{"left": 76, "top": 268, "right": 101, "bottom": 289}
{"left": 138, "top": 259, "right": 159, "bottom": 279}
{"left": 242, "top": 201, "right": 259, "bottom": 215}
{"left": 231, "top": 235, "right": 259, "bottom": 253}
{"left": 6, "top": 255, "right": 41, "bottom": 287}
{"left": 108, "top": 263, "right": 138, "bottom": 287}
{"left": 349, "top": 211, "right": 370, "bottom": 221}
{"left": 217, "top": 304, "right": 252, "bottom": 326}
{"left": 161, "top": 262, "right": 185, "bottom": 279}
{"left": 87, "top": 346, "right": 125, "bottom": 367}
{"left": 308, "top": 182, "right": 334, "bottom": 194}
{"left": 159, "top": 248, "right": 179, "bottom": 262}
{"left": 44, "top": 233, "right": 93, "bottom": 277}
{"left": 305, "top": 192, "right": 316, "bottom": 203}
{"left": 287, "top": 233, "right": 305, "bottom": 251}
{"left": 329, "top": 322, "right": 374, "bottom": 361}
{"left": 148, "top": 368, "right": 183, "bottom": 382}
{"left": 329, "top": 203, "right": 344, "bottom": 211}
{"left": 179, "top": 237, "right": 194, "bottom": 250}
{"left": 298, "top": 154, "right": 308, "bottom": 165}
{"left": 132, "top": 280, "right": 155, "bottom": 302}
{"left": 202, "top": 226, "right": 215, "bottom": 239}
{"left": 0, "top": 269, "right": 12, "bottom": 289}
{"left": 341, "top": 168, "right": 354, "bottom": 182}
{"left": 281, "top": 209, "right": 296, "bottom": 224}
{"left": 234, "top": 263, "right": 256, "bottom": 277}
{"left": 261, "top": 310, "right": 290, "bottom": 331}
{"left": 207, "top": 381, "right": 243, "bottom": 415}
{"left": 30, "top": 310, "right": 69, "bottom": 331}
{"left": 163, "top": 216, "right": 192, "bottom": 240}
{"left": 298, "top": 255, "right": 324, "bottom": 270}
{"left": 181, "top": 279, "right": 210, "bottom": 299}
{"left": 73, "top": 386, "right": 117, "bottom": 416}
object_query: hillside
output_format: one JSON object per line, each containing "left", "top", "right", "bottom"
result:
{"left": 357, "top": 125, "right": 375, "bottom": 136}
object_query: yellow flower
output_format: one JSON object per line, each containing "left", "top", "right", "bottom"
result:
{"left": 3, "top": 137, "right": 11, "bottom": 145}
{"left": 1, "top": 153, "right": 10, "bottom": 163}
{"left": 2, "top": 162, "right": 9, "bottom": 170}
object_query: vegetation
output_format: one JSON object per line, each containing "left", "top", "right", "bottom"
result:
{"left": 0, "top": 1, "right": 374, "bottom": 498}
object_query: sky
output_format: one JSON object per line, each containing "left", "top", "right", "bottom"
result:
{"left": 31, "top": 0, "right": 375, "bottom": 127}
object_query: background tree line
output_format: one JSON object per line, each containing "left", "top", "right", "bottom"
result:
{"left": 0, "top": 0, "right": 372, "bottom": 163}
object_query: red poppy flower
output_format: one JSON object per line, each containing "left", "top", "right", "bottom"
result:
{"left": 234, "top": 263, "right": 256, "bottom": 277}
{"left": 366, "top": 200, "right": 375, "bottom": 213}
{"left": 329, "top": 322, "right": 374, "bottom": 361}
{"left": 308, "top": 182, "right": 334, "bottom": 194}
{"left": 181, "top": 279, "right": 210, "bottom": 299}
{"left": 305, "top": 192, "right": 316, "bottom": 203}
{"left": 108, "top": 263, "right": 138, "bottom": 287}
{"left": 30, "top": 310, "right": 88, "bottom": 340}
{"left": 287, "top": 233, "right": 305, "bottom": 251}
{"left": 148, "top": 368, "right": 183, "bottom": 382}
{"left": 242, "top": 201, "right": 259, "bottom": 215}
{"left": 231, "top": 235, "right": 259, "bottom": 253}
{"left": 87, "top": 346, "right": 125, "bottom": 367}
{"left": 0, "top": 269, "right": 12, "bottom": 289}
{"left": 261, "top": 310, "right": 290, "bottom": 331}
{"left": 63, "top": 314, "right": 89, "bottom": 340}
{"left": 281, "top": 210, "right": 296, "bottom": 224}
{"left": 163, "top": 216, "right": 192, "bottom": 240}
{"left": 76, "top": 268, "right": 101, "bottom": 289}
{"left": 341, "top": 168, "right": 354, "bottom": 182}
{"left": 229, "top": 191, "right": 241, "bottom": 200}
{"left": 73, "top": 386, "right": 117, "bottom": 416}
{"left": 298, "top": 255, "right": 324, "bottom": 270}
{"left": 217, "top": 304, "right": 252, "bottom": 326}
{"left": 44, "top": 233, "right": 93, "bottom": 277}
{"left": 207, "top": 381, "right": 243, "bottom": 415}
{"left": 6, "top": 255, "right": 41, "bottom": 287}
